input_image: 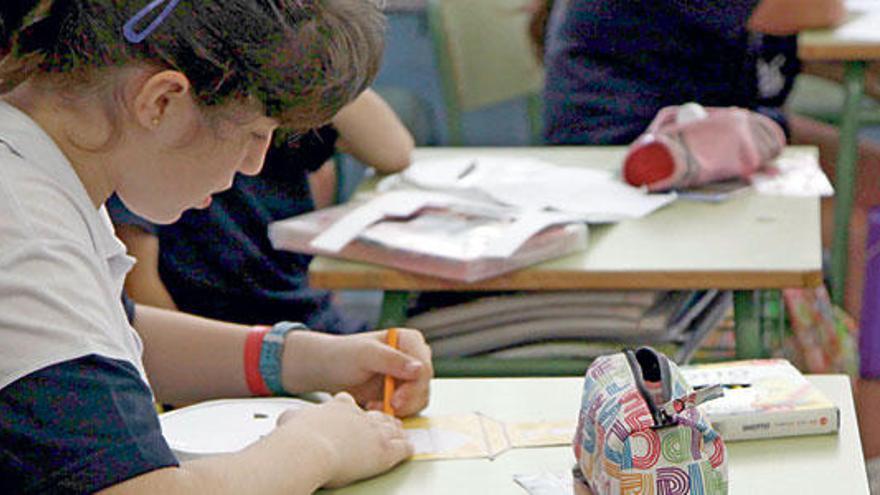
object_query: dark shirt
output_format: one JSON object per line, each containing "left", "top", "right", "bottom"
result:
{"left": 0, "top": 355, "right": 178, "bottom": 494}
{"left": 109, "top": 126, "right": 367, "bottom": 334}
{"left": 542, "top": 0, "right": 799, "bottom": 145}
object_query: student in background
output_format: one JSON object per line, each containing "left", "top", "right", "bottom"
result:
{"left": 109, "top": 88, "right": 414, "bottom": 334}
{"left": 535, "top": 0, "right": 844, "bottom": 145}
{"left": 0, "top": 1, "right": 431, "bottom": 493}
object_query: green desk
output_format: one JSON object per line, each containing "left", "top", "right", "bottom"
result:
{"left": 322, "top": 376, "right": 868, "bottom": 495}
{"left": 800, "top": 15, "right": 880, "bottom": 306}
{"left": 309, "top": 147, "right": 823, "bottom": 373}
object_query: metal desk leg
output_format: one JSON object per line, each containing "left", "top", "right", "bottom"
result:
{"left": 734, "top": 289, "right": 785, "bottom": 359}
{"left": 734, "top": 290, "right": 768, "bottom": 359}
{"left": 377, "top": 290, "right": 411, "bottom": 328}
{"left": 831, "top": 61, "right": 867, "bottom": 306}
{"left": 762, "top": 290, "right": 786, "bottom": 352}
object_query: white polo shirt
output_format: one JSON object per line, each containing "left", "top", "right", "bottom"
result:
{"left": 0, "top": 100, "right": 147, "bottom": 390}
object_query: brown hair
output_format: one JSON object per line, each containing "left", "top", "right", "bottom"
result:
{"left": 527, "top": 0, "right": 554, "bottom": 64}
{"left": 0, "top": 0, "right": 386, "bottom": 131}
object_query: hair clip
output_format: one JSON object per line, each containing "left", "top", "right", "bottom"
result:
{"left": 123, "top": 0, "right": 181, "bottom": 43}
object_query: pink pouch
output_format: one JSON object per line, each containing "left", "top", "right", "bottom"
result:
{"left": 623, "top": 105, "right": 786, "bottom": 192}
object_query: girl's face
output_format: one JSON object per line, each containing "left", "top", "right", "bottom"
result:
{"left": 114, "top": 91, "right": 278, "bottom": 224}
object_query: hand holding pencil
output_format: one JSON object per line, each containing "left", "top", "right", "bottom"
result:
{"left": 280, "top": 327, "right": 433, "bottom": 418}
{"left": 368, "top": 327, "right": 432, "bottom": 417}
{"left": 383, "top": 328, "right": 400, "bottom": 416}
{"left": 355, "top": 327, "right": 432, "bottom": 417}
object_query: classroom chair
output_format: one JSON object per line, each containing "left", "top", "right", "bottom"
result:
{"left": 787, "top": 73, "right": 880, "bottom": 126}
{"left": 427, "top": 0, "right": 544, "bottom": 145}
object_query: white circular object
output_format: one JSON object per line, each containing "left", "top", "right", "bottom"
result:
{"left": 159, "top": 398, "right": 313, "bottom": 460}
{"left": 675, "top": 102, "right": 709, "bottom": 125}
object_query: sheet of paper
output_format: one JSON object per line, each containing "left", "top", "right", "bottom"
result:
{"left": 513, "top": 471, "right": 575, "bottom": 495}
{"left": 836, "top": 11, "right": 880, "bottom": 41}
{"left": 403, "top": 413, "right": 509, "bottom": 460}
{"left": 508, "top": 419, "right": 577, "bottom": 448}
{"left": 379, "top": 156, "right": 676, "bottom": 223}
{"left": 310, "top": 190, "right": 500, "bottom": 252}
{"left": 847, "top": 0, "right": 880, "bottom": 14}
{"left": 403, "top": 414, "right": 575, "bottom": 461}
{"left": 751, "top": 150, "right": 834, "bottom": 197}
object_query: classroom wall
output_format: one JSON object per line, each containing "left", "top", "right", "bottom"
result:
{"left": 374, "top": 12, "right": 535, "bottom": 147}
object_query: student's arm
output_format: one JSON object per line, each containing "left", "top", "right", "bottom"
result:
{"left": 332, "top": 88, "right": 414, "bottom": 174}
{"left": 99, "top": 393, "right": 411, "bottom": 495}
{"left": 308, "top": 159, "right": 338, "bottom": 210}
{"left": 115, "top": 224, "right": 177, "bottom": 310}
{"left": 133, "top": 304, "right": 432, "bottom": 415}
{"left": 747, "top": 0, "right": 845, "bottom": 35}
{"left": 104, "top": 306, "right": 430, "bottom": 493}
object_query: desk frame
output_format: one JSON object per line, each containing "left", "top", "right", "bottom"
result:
{"left": 799, "top": 20, "right": 880, "bottom": 306}
{"left": 311, "top": 147, "right": 821, "bottom": 376}
{"left": 323, "top": 375, "right": 869, "bottom": 495}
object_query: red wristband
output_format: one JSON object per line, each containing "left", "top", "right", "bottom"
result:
{"left": 244, "top": 326, "right": 272, "bottom": 396}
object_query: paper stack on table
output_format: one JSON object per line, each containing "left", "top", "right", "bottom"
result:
{"left": 377, "top": 155, "right": 676, "bottom": 222}
{"left": 269, "top": 155, "right": 679, "bottom": 282}
{"left": 269, "top": 190, "right": 589, "bottom": 282}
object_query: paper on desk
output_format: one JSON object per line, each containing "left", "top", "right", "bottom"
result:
{"left": 751, "top": 150, "right": 834, "bottom": 197}
{"left": 846, "top": 0, "right": 880, "bottom": 14}
{"left": 377, "top": 156, "right": 676, "bottom": 223}
{"left": 310, "top": 190, "right": 509, "bottom": 252}
{"left": 405, "top": 413, "right": 509, "bottom": 460}
{"left": 513, "top": 471, "right": 575, "bottom": 495}
{"left": 313, "top": 189, "right": 584, "bottom": 258}
{"left": 403, "top": 413, "right": 576, "bottom": 461}
{"left": 836, "top": 11, "right": 880, "bottom": 41}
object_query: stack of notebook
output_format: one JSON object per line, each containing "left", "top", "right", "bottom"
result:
{"left": 406, "top": 290, "right": 732, "bottom": 363}
{"left": 268, "top": 191, "right": 588, "bottom": 283}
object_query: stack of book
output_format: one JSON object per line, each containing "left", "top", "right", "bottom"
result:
{"left": 406, "top": 290, "right": 732, "bottom": 362}
{"left": 269, "top": 155, "right": 678, "bottom": 283}
{"left": 681, "top": 359, "right": 840, "bottom": 440}
{"left": 268, "top": 191, "right": 588, "bottom": 283}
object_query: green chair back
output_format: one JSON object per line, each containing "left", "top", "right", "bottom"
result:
{"left": 427, "top": 0, "right": 544, "bottom": 145}
{"left": 787, "top": 73, "right": 880, "bottom": 126}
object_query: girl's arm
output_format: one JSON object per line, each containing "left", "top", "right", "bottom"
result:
{"left": 748, "top": 0, "right": 845, "bottom": 35}
{"left": 133, "top": 305, "right": 432, "bottom": 415}
{"left": 99, "top": 393, "right": 412, "bottom": 495}
{"left": 332, "top": 88, "right": 415, "bottom": 174}
{"left": 112, "top": 306, "right": 429, "bottom": 493}
{"left": 116, "top": 224, "right": 177, "bottom": 310}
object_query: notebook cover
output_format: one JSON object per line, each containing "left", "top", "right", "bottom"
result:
{"left": 681, "top": 359, "right": 839, "bottom": 441}
{"left": 268, "top": 200, "right": 588, "bottom": 283}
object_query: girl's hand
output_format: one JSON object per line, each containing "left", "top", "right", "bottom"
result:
{"left": 282, "top": 328, "right": 433, "bottom": 417}
{"left": 276, "top": 393, "right": 412, "bottom": 488}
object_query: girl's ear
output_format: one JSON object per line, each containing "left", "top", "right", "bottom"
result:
{"left": 131, "top": 70, "right": 192, "bottom": 130}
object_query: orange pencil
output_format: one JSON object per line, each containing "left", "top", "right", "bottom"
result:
{"left": 383, "top": 328, "right": 399, "bottom": 416}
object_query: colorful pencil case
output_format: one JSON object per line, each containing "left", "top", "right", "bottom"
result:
{"left": 573, "top": 347, "right": 728, "bottom": 494}
{"left": 623, "top": 104, "right": 785, "bottom": 192}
